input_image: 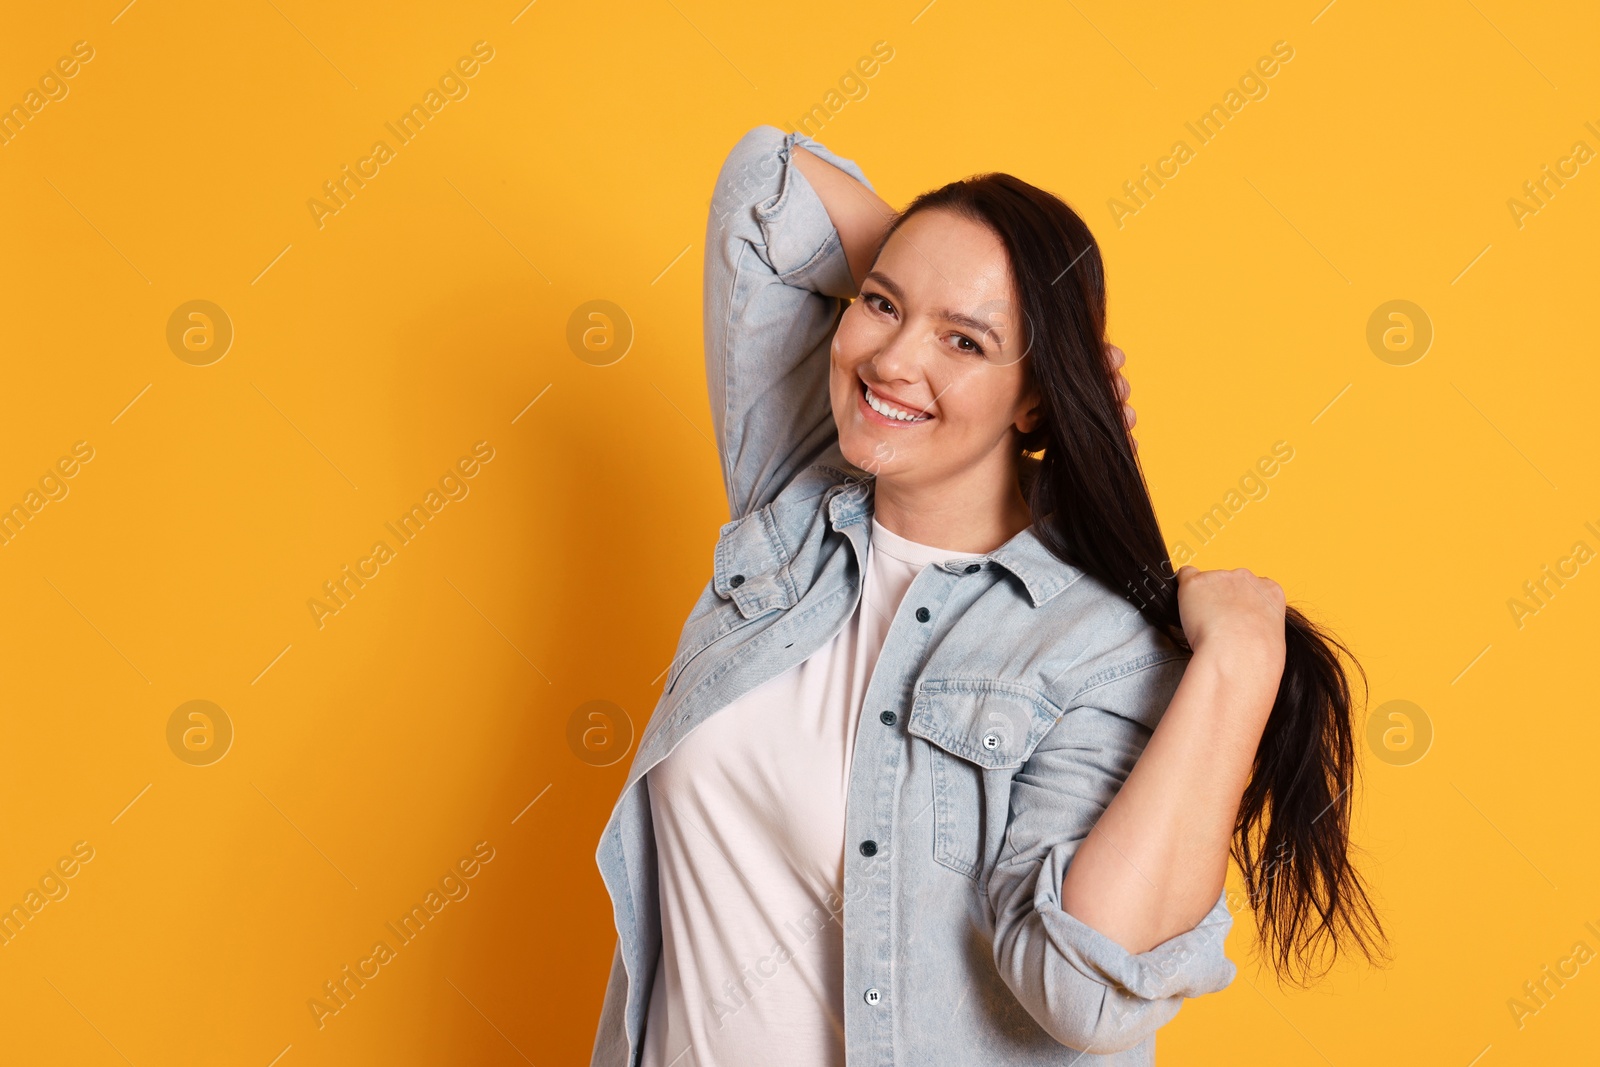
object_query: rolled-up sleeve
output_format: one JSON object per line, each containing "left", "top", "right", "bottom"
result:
{"left": 703, "top": 124, "right": 876, "bottom": 521}
{"left": 987, "top": 684, "right": 1238, "bottom": 1053}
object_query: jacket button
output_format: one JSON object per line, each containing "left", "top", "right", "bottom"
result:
{"left": 859, "top": 839, "right": 878, "bottom": 857}
{"left": 864, "top": 987, "right": 882, "bottom": 1005}
{"left": 730, "top": 574, "right": 745, "bottom": 587}
{"left": 915, "top": 607, "right": 930, "bottom": 622}
{"left": 982, "top": 733, "right": 999, "bottom": 750}
{"left": 965, "top": 563, "right": 981, "bottom": 573}
{"left": 879, "top": 710, "right": 897, "bottom": 726}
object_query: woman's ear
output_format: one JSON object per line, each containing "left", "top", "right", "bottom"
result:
{"left": 1017, "top": 383, "right": 1044, "bottom": 434}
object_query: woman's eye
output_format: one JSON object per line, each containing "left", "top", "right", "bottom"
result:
{"left": 859, "top": 294, "right": 982, "bottom": 355}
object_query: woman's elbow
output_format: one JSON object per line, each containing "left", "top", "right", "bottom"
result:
{"left": 713, "top": 125, "right": 788, "bottom": 206}
{"left": 992, "top": 932, "right": 1178, "bottom": 1053}
{"left": 1028, "top": 977, "right": 1177, "bottom": 1054}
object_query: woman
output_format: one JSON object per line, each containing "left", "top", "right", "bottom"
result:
{"left": 589, "top": 125, "right": 1385, "bottom": 1066}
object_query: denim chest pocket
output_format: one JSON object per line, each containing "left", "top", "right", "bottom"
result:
{"left": 665, "top": 507, "right": 796, "bottom": 696}
{"left": 906, "top": 680, "right": 1062, "bottom": 883}
{"left": 712, "top": 505, "right": 796, "bottom": 618}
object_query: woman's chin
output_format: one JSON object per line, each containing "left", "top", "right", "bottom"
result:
{"left": 839, "top": 435, "right": 900, "bottom": 474}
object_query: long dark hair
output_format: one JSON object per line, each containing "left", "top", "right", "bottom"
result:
{"left": 878, "top": 175, "right": 1388, "bottom": 985}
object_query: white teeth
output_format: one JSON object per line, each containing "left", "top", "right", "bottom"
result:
{"left": 865, "top": 385, "right": 929, "bottom": 422}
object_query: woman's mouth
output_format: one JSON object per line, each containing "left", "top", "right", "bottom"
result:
{"left": 859, "top": 381, "right": 933, "bottom": 425}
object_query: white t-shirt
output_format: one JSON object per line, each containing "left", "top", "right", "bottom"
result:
{"left": 641, "top": 516, "right": 964, "bottom": 1067}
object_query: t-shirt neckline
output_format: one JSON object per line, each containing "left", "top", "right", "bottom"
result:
{"left": 869, "top": 516, "right": 970, "bottom": 568}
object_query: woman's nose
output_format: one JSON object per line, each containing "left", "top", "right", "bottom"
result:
{"left": 868, "top": 327, "right": 929, "bottom": 381}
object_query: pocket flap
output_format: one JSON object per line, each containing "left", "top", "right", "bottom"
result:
{"left": 713, "top": 506, "right": 794, "bottom": 619}
{"left": 906, "top": 680, "right": 1062, "bottom": 769}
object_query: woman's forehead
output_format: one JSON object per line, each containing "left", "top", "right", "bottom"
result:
{"left": 875, "top": 210, "right": 1024, "bottom": 357}
{"left": 879, "top": 210, "right": 1015, "bottom": 309}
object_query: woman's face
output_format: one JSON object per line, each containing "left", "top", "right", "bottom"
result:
{"left": 829, "top": 207, "right": 1040, "bottom": 490}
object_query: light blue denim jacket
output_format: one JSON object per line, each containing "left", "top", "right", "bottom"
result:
{"left": 590, "top": 125, "right": 1236, "bottom": 1066}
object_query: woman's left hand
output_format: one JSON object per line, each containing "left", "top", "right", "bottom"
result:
{"left": 1174, "top": 565, "right": 1287, "bottom": 678}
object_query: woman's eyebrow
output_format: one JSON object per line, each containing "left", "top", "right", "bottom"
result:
{"left": 862, "top": 270, "right": 1000, "bottom": 342}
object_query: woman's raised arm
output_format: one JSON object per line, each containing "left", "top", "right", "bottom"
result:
{"left": 701, "top": 126, "right": 874, "bottom": 520}
{"left": 788, "top": 144, "right": 897, "bottom": 291}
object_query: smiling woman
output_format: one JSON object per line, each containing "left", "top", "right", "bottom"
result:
{"left": 826, "top": 204, "right": 1047, "bottom": 549}
{"left": 806, "top": 139, "right": 1383, "bottom": 973}
{"left": 589, "top": 124, "right": 1386, "bottom": 1067}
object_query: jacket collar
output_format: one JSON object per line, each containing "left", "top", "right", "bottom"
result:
{"left": 824, "top": 453, "right": 1083, "bottom": 608}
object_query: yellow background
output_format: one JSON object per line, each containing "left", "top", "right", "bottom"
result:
{"left": 2, "top": 0, "right": 1596, "bottom": 1063}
